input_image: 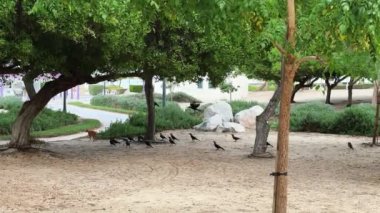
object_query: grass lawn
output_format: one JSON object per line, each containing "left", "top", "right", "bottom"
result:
{"left": 0, "top": 119, "right": 101, "bottom": 140}
{"left": 69, "top": 101, "right": 135, "bottom": 114}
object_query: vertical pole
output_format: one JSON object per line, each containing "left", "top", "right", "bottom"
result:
{"left": 0, "top": 82, "right": 3, "bottom": 97}
{"left": 162, "top": 78, "right": 166, "bottom": 107}
{"left": 103, "top": 81, "right": 106, "bottom": 95}
{"left": 76, "top": 85, "right": 80, "bottom": 100}
{"left": 63, "top": 91, "right": 67, "bottom": 113}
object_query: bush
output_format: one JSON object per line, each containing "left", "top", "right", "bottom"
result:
{"left": 167, "top": 92, "right": 200, "bottom": 103}
{"left": 89, "top": 84, "right": 104, "bottom": 96}
{"left": 99, "top": 103, "right": 202, "bottom": 138}
{"left": 0, "top": 96, "right": 23, "bottom": 109}
{"left": 90, "top": 95, "right": 167, "bottom": 111}
{"left": 289, "top": 102, "right": 336, "bottom": 132}
{"left": 331, "top": 104, "right": 375, "bottom": 136}
{"left": 129, "top": 85, "right": 143, "bottom": 93}
{"left": 229, "top": 100, "right": 263, "bottom": 115}
{"left": 0, "top": 107, "right": 78, "bottom": 135}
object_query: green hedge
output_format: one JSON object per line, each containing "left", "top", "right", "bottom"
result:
{"left": 167, "top": 92, "right": 200, "bottom": 103}
{"left": 89, "top": 84, "right": 104, "bottom": 95}
{"left": 229, "top": 100, "right": 264, "bottom": 115}
{"left": 99, "top": 103, "right": 202, "bottom": 138}
{"left": 0, "top": 96, "right": 23, "bottom": 109}
{"left": 274, "top": 102, "right": 376, "bottom": 136}
{"left": 129, "top": 85, "right": 143, "bottom": 93}
{"left": 90, "top": 94, "right": 168, "bottom": 111}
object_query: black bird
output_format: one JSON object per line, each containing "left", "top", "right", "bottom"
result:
{"left": 121, "top": 138, "right": 131, "bottom": 148}
{"left": 169, "top": 136, "right": 176, "bottom": 145}
{"left": 231, "top": 134, "right": 240, "bottom": 142}
{"left": 144, "top": 140, "right": 154, "bottom": 148}
{"left": 188, "top": 102, "right": 200, "bottom": 111}
{"left": 213, "top": 141, "right": 225, "bottom": 151}
{"left": 138, "top": 135, "right": 144, "bottom": 142}
{"left": 348, "top": 142, "right": 354, "bottom": 150}
{"left": 266, "top": 141, "right": 274, "bottom": 147}
{"left": 189, "top": 133, "right": 200, "bottom": 141}
{"left": 170, "top": 133, "right": 179, "bottom": 140}
{"left": 154, "top": 101, "right": 160, "bottom": 107}
{"left": 160, "top": 133, "right": 167, "bottom": 140}
{"left": 110, "top": 138, "right": 121, "bottom": 146}
{"left": 126, "top": 136, "right": 135, "bottom": 141}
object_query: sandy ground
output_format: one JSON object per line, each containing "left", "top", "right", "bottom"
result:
{"left": 1, "top": 129, "right": 379, "bottom": 213}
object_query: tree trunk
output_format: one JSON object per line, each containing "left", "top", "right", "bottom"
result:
{"left": 23, "top": 77, "right": 36, "bottom": 99}
{"left": 290, "top": 84, "right": 302, "bottom": 103}
{"left": 144, "top": 75, "right": 155, "bottom": 140}
{"left": 251, "top": 83, "right": 281, "bottom": 156}
{"left": 325, "top": 85, "right": 332, "bottom": 104}
{"left": 273, "top": 1, "right": 295, "bottom": 212}
{"left": 63, "top": 91, "right": 67, "bottom": 113}
{"left": 8, "top": 77, "right": 79, "bottom": 149}
{"left": 346, "top": 77, "right": 361, "bottom": 107}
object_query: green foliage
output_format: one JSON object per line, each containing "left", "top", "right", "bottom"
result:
{"left": 248, "top": 83, "right": 276, "bottom": 91}
{"left": 289, "top": 102, "right": 336, "bottom": 133}
{"left": 106, "top": 85, "right": 126, "bottom": 94}
{"left": 229, "top": 100, "right": 263, "bottom": 115}
{"left": 0, "top": 108, "right": 78, "bottom": 135}
{"left": 218, "top": 82, "right": 238, "bottom": 94}
{"left": 88, "top": 84, "right": 104, "bottom": 96}
{"left": 90, "top": 95, "right": 146, "bottom": 111}
{"left": 275, "top": 102, "right": 376, "bottom": 136}
{"left": 0, "top": 96, "right": 23, "bottom": 109}
{"left": 331, "top": 104, "right": 375, "bottom": 136}
{"left": 99, "top": 103, "right": 202, "bottom": 138}
{"left": 167, "top": 92, "right": 200, "bottom": 103}
{"left": 129, "top": 85, "right": 143, "bottom": 93}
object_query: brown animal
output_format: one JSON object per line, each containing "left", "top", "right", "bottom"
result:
{"left": 85, "top": 129, "right": 97, "bottom": 141}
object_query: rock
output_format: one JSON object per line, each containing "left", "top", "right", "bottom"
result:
{"left": 204, "top": 101, "right": 233, "bottom": 122}
{"left": 222, "top": 122, "right": 246, "bottom": 133}
{"left": 193, "top": 114, "right": 223, "bottom": 131}
{"left": 234, "top": 105, "right": 264, "bottom": 128}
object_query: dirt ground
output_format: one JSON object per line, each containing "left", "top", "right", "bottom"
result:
{"left": 1, "top": 129, "right": 379, "bottom": 213}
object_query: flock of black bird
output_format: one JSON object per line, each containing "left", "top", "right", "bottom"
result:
{"left": 108, "top": 132, "right": 275, "bottom": 151}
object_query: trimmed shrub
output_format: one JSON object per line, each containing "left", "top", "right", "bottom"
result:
{"left": 99, "top": 103, "right": 202, "bottom": 138}
{"left": 289, "top": 102, "right": 336, "bottom": 132}
{"left": 129, "top": 85, "right": 143, "bottom": 93}
{"left": 0, "top": 96, "right": 23, "bottom": 109}
{"left": 331, "top": 104, "right": 375, "bottom": 136}
{"left": 229, "top": 100, "right": 264, "bottom": 115}
{"left": 167, "top": 92, "right": 200, "bottom": 103}
{"left": 89, "top": 84, "right": 104, "bottom": 96}
{"left": 0, "top": 107, "right": 78, "bottom": 135}
{"left": 90, "top": 94, "right": 166, "bottom": 111}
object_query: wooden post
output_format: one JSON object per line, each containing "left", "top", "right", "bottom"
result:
{"left": 273, "top": 1, "right": 296, "bottom": 213}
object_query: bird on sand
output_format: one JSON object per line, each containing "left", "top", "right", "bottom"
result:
{"left": 126, "top": 136, "right": 135, "bottom": 142}
{"left": 266, "top": 141, "right": 274, "bottom": 147}
{"left": 160, "top": 133, "right": 167, "bottom": 140}
{"left": 189, "top": 133, "right": 200, "bottom": 141}
{"left": 231, "top": 134, "right": 240, "bottom": 142}
{"left": 121, "top": 138, "right": 131, "bottom": 148}
{"left": 170, "top": 133, "right": 179, "bottom": 140}
{"left": 110, "top": 138, "right": 121, "bottom": 146}
{"left": 213, "top": 141, "right": 225, "bottom": 151}
{"left": 188, "top": 102, "right": 200, "bottom": 111}
{"left": 169, "top": 136, "right": 176, "bottom": 145}
{"left": 138, "top": 135, "right": 144, "bottom": 142}
{"left": 348, "top": 142, "right": 354, "bottom": 150}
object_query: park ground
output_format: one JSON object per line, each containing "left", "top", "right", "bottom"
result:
{"left": 0, "top": 88, "right": 379, "bottom": 212}
{"left": 1, "top": 129, "right": 379, "bottom": 212}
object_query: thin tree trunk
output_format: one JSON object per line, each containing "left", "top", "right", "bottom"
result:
{"left": 144, "top": 75, "right": 155, "bottom": 140}
{"left": 372, "top": 100, "right": 379, "bottom": 145}
{"left": 63, "top": 91, "right": 67, "bottom": 113}
{"left": 325, "top": 86, "right": 332, "bottom": 104}
{"left": 8, "top": 77, "right": 79, "bottom": 149}
{"left": 347, "top": 77, "right": 361, "bottom": 107}
{"left": 290, "top": 84, "right": 302, "bottom": 103}
{"left": 273, "top": 1, "right": 295, "bottom": 212}
{"left": 251, "top": 83, "right": 281, "bottom": 157}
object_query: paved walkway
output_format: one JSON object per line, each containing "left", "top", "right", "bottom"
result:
{"left": 0, "top": 98, "right": 129, "bottom": 145}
